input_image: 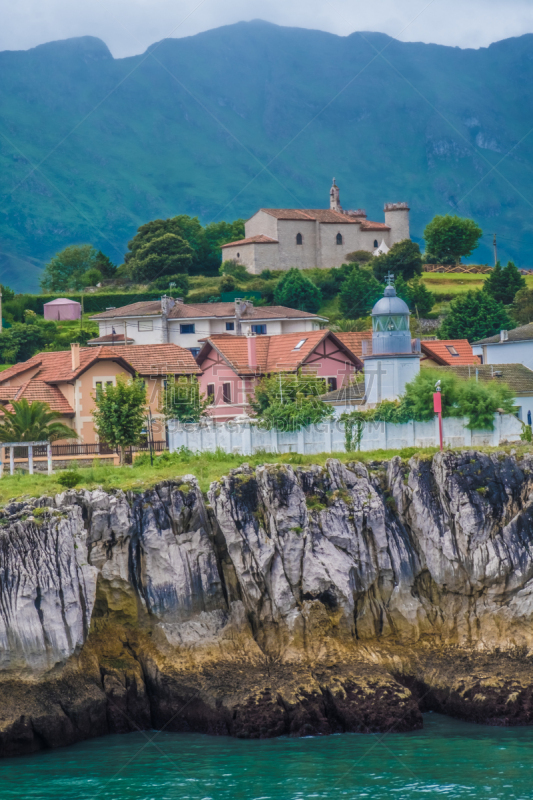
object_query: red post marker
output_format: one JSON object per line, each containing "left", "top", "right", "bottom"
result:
{"left": 433, "top": 392, "right": 443, "bottom": 451}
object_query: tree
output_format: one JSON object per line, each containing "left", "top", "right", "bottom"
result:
{"left": 345, "top": 250, "right": 373, "bottom": 264}
{"left": 484, "top": 260, "right": 525, "bottom": 305}
{"left": 94, "top": 251, "right": 117, "bottom": 279}
{"left": 372, "top": 239, "right": 423, "bottom": 282}
{"left": 273, "top": 268, "right": 322, "bottom": 312}
{"left": 394, "top": 275, "right": 435, "bottom": 316}
{"left": 0, "top": 321, "right": 55, "bottom": 363}
{"left": 457, "top": 378, "right": 515, "bottom": 430}
{"left": 0, "top": 398, "right": 77, "bottom": 442}
{"left": 204, "top": 219, "right": 246, "bottom": 273}
{"left": 40, "top": 245, "right": 100, "bottom": 291}
{"left": 250, "top": 371, "right": 333, "bottom": 431}
{"left": 339, "top": 268, "right": 383, "bottom": 320}
{"left": 80, "top": 267, "right": 103, "bottom": 288}
{"left": 151, "top": 273, "right": 190, "bottom": 296}
{"left": 424, "top": 215, "right": 482, "bottom": 264}
{"left": 159, "top": 376, "right": 209, "bottom": 423}
{"left": 437, "top": 290, "right": 514, "bottom": 341}
{"left": 330, "top": 318, "right": 371, "bottom": 332}
{"left": 129, "top": 233, "right": 193, "bottom": 282}
{"left": 91, "top": 375, "right": 147, "bottom": 465}
{"left": 511, "top": 287, "right": 533, "bottom": 325}
{"left": 219, "top": 259, "right": 250, "bottom": 282}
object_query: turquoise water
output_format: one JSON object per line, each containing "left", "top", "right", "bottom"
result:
{"left": 1, "top": 714, "right": 533, "bottom": 799}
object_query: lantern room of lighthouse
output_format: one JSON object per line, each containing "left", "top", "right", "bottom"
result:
{"left": 363, "top": 276, "right": 421, "bottom": 404}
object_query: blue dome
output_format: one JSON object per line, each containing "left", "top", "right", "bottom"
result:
{"left": 372, "top": 285, "right": 410, "bottom": 316}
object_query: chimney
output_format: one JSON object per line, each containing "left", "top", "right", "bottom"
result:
{"left": 161, "top": 295, "right": 176, "bottom": 344}
{"left": 176, "top": 297, "right": 184, "bottom": 304}
{"left": 247, "top": 330, "right": 257, "bottom": 369}
{"left": 235, "top": 298, "right": 253, "bottom": 335}
{"left": 500, "top": 330, "right": 508, "bottom": 342}
{"left": 71, "top": 342, "right": 80, "bottom": 371}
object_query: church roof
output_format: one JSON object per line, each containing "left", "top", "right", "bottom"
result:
{"left": 221, "top": 235, "right": 278, "bottom": 248}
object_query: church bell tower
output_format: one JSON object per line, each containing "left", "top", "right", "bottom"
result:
{"left": 330, "top": 178, "right": 342, "bottom": 212}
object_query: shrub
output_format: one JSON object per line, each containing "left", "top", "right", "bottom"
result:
{"left": 57, "top": 470, "right": 82, "bottom": 488}
{"left": 437, "top": 290, "right": 514, "bottom": 342}
{"left": 273, "top": 269, "right": 322, "bottom": 313}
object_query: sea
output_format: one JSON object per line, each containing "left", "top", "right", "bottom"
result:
{"left": 1, "top": 714, "right": 532, "bottom": 799}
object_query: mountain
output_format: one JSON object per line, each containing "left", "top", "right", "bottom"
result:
{"left": 1, "top": 21, "right": 533, "bottom": 291}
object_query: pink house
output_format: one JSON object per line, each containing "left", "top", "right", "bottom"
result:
{"left": 197, "top": 330, "right": 361, "bottom": 420}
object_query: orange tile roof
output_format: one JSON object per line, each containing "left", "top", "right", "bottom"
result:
{"left": 257, "top": 209, "right": 391, "bottom": 229}
{"left": 221, "top": 235, "right": 278, "bottom": 247}
{"left": 99, "top": 345, "right": 199, "bottom": 375}
{"left": 359, "top": 221, "right": 391, "bottom": 231}
{"left": 199, "top": 330, "right": 360, "bottom": 376}
{"left": 87, "top": 333, "right": 134, "bottom": 345}
{"left": 0, "top": 344, "right": 199, "bottom": 385}
{"left": 0, "top": 381, "right": 74, "bottom": 415}
{"left": 421, "top": 339, "right": 480, "bottom": 366}
{"left": 335, "top": 332, "right": 372, "bottom": 360}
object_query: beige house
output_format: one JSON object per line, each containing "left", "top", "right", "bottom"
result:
{"left": 0, "top": 343, "right": 199, "bottom": 446}
{"left": 221, "top": 179, "right": 410, "bottom": 274}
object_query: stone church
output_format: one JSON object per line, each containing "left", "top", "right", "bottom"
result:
{"left": 221, "top": 180, "right": 410, "bottom": 274}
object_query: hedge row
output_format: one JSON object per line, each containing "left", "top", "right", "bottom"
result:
{"left": 4, "top": 292, "right": 163, "bottom": 321}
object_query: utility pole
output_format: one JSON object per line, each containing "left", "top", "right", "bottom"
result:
{"left": 493, "top": 233, "right": 498, "bottom": 267}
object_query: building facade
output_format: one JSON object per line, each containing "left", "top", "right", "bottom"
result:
{"left": 90, "top": 298, "right": 325, "bottom": 357}
{"left": 220, "top": 179, "right": 410, "bottom": 274}
{"left": 473, "top": 325, "right": 533, "bottom": 371}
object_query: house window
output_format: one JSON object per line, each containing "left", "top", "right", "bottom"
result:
{"left": 226, "top": 322, "right": 235, "bottom": 331}
{"left": 138, "top": 320, "right": 153, "bottom": 331}
{"left": 336, "top": 233, "right": 343, "bottom": 245}
{"left": 207, "top": 384, "right": 215, "bottom": 402}
{"left": 95, "top": 380, "right": 113, "bottom": 395}
{"left": 189, "top": 347, "right": 200, "bottom": 358}
{"left": 445, "top": 345, "right": 459, "bottom": 357}
{"left": 251, "top": 324, "right": 267, "bottom": 335}
{"left": 180, "top": 324, "right": 195, "bottom": 334}
{"left": 237, "top": 252, "right": 240, "bottom": 258}
{"left": 296, "top": 233, "right": 303, "bottom": 245}
{"left": 222, "top": 382, "right": 231, "bottom": 403}
{"left": 293, "top": 338, "right": 307, "bottom": 350}
{"left": 374, "top": 240, "right": 379, "bottom": 248}
{"left": 327, "top": 377, "right": 338, "bottom": 391}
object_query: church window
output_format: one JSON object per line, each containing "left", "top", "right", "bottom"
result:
{"left": 296, "top": 233, "right": 303, "bottom": 245}
{"left": 374, "top": 240, "right": 379, "bottom": 248}
{"left": 237, "top": 252, "right": 240, "bottom": 258}
{"left": 336, "top": 233, "right": 343, "bottom": 245}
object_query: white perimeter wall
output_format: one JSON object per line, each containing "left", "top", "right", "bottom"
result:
{"left": 168, "top": 413, "right": 522, "bottom": 455}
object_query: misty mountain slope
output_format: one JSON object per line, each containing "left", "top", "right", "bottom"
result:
{"left": 1, "top": 21, "right": 533, "bottom": 290}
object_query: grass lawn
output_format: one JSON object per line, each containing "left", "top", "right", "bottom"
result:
{"left": 1, "top": 441, "right": 531, "bottom": 508}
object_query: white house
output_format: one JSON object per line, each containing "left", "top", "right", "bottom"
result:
{"left": 473, "top": 324, "right": 533, "bottom": 371}
{"left": 89, "top": 297, "right": 325, "bottom": 357}
{"left": 220, "top": 179, "right": 410, "bottom": 275}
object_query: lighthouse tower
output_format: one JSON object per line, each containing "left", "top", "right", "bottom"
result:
{"left": 364, "top": 277, "right": 421, "bottom": 404}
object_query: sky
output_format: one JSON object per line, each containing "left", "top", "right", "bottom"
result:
{"left": 1, "top": 0, "right": 533, "bottom": 58}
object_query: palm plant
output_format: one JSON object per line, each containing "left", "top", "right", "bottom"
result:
{"left": 330, "top": 318, "right": 371, "bottom": 332}
{"left": 0, "top": 399, "right": 78, "bottom": 443}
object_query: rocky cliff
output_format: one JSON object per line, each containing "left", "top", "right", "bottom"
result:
{"left": 1, "top": 450, "right": 533, "bottom": 755}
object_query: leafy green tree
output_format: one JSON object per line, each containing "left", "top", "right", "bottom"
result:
{"left": 0, "top": 321, "right": 55, "bottom": 363}
{"left": 219, "top": 259, "right": 251, "bottom": 282}
{"left": 456, "top": 378, "right": 515, "bottom": 430}
{"left": 129, "top": 233, "right": 193, "bottom": 282}
{"left": 273, "top": 268, "right": 322, "bottom": 312}
{"left": 394, "top": 275, "right": 435, "bottom": 316}
{"left": 401, "top": 369, "right": 460, "bottom": 421}
{"left": 159, "top": 376, "right": 209, "bottom": 423}
{"left": 91, "top": 375, "right": 147, "bottom": 465}
{"left": 151, "top": 273, "right": 190, "bottom": 296}
{"left": 437, "top": 290, "right": 514, "bottom": 341}
{"left": 250, "top": 371, "right": 333, "bottom": 431}
{"left": 40, "top": 245, "right": 100, "bottom": 291}
{"left": 204, "top": 219, "right": 245, "bottom": 272}
{"left": 345, "top": 250, "right": 373, "bottom": 264}
{"left": 511, "top": 287, "right": 533, "bottom": 325}
{"left": 339, "top": 268, "right": 383, "bottom": 320}
{"left": 424, "top": 215, "right": 482, "bottom": 264}
{"left": 0, "top": 398, "right": 77, "bottom": 442}
{"left": 80, "top": 267, "right": 103, "bottom": 288}
{"left": 373, "top": 240, "right": 423, "bottom": 282}
{"left": 484, "top": 260, "right": 525, "bottom": 305}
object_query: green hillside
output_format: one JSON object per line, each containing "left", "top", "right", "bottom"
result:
{"left": 1, "top": 22, "right": 533, "bottom": 291}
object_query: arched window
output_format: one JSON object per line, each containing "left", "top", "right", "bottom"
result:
{"left": 374, "top": 240, "right": 379, "bottom": 248}
{"left": 296, "top": 233, "right": 303, "bottom": 245}
{"left": 336, "top": 232, "right": 343, "bottom": 245}
{"left": 237, "top": 252, "right": 240, "bottom": 258}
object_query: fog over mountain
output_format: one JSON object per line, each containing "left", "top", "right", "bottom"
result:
{"left": 1, "top": 20, "right": 533, "bottom": 290}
